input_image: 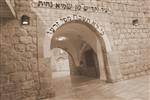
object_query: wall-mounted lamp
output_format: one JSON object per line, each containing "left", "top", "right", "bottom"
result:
{"left": 21, "top": 15, "right": 30, "bottom": 25}
{"left": 132, "top": 19, "right": 139, "bottom": 26}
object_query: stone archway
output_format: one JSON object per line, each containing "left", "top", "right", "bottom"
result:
{"left": 47, "top": 14, "right": 112, "bottom": 52}
{"left": 42, "top": 14, "right": 122, "bottom": 83}
{"left": 49, "top": 21, "right": 108, "bottom": 81}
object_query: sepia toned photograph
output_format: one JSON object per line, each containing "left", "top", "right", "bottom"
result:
{"left": 0, "top": 0, "right": 150, "bottom": 100}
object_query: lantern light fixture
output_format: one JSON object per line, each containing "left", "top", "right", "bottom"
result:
{"left": 21, "top": 15, "right": 30, "bottom": 25}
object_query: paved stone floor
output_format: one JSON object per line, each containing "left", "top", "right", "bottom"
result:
{"left": 47, "top": 72, "right": 150, "bottom": 100}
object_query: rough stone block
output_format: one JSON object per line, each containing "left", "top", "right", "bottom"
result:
{"left": 3, "top": 83, "right": 19, "bottom": 93}
{"left": 22, "top": 96, "right": 37, "bottom": 100}
{"left": 32, "top": 72, "right": 39, "bottom": 82}
{"left": 22, "top": 52, "right": 33, "bottom": 59}
{"left": 9, "top": 91, "right": 22, "bottom": 100}
{"left": 123, "top": 75, "right": 129, "bottom": 80}
{"left": 26, "top": 44, "right": 37, "bottom": 52}
{"left": 0, "top": 94, "right": 10, "bottom": 100}
{"left": 128, "top": 73, "right": 135, "bottom": 78}
{"left": 22, "top": 80, "right": 35, "bottom": 90}
{"left": 22, "top": 89, "right": 37, "bottom": 99}
{"left": 14, "top": 44, "right": 26, "bottom": 52}
{"left": 0, "top": 75, "right": 8, "bottom": 84}
{"left": 9, "top": 72, "right": 26, "bottom": 82}
{"left": 15, "top": 28, "right": 28, "bottom": 36}
{"left": 20, "top": 36, "right": 32, "bottom": 44}
{"left": 0, "top": 65, "right": 15, "bottom": 74}
{"left": 25, "top": 73, "right": 33, "bottom": 81}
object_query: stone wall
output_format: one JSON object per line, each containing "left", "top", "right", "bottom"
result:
{"left": 0, "top": 17, "right": 39, "bottom": 100}
{"left": 107, "top": 0, "right": 150, "bottom": 79}
{"left": 0, "top": 0, "right": 54, "bottom": 100}
{"left": 34, "top": 0, "right": 150, "bottom": 81}
{"left": 51, "top": 0, "right": 150, "bottom": 80}
{"left": 0, "top": 0, "right": 150, "bottom": 100}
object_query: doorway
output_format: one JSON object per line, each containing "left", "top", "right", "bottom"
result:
{"left": 50, "top": 21, "right": 107, "bottom": 97}
{"left": 50, "top": 21, "right": 107, "bottom": 79}
{"left": 51, "top": 47, "right": 101, "bottom": 97}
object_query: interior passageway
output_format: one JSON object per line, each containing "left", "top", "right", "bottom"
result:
{"left": 51, "top": 48, "right": 100, "bottom": 96}
{"left": 50, "top": 21, "right": 107, "bottom": 79}
{"left": 50, "top": 21, "right": 108, "bottom": 98}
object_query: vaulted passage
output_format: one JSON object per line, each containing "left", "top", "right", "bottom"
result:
{"left": 50, "top": 21, "right": 108, "bottom": 86}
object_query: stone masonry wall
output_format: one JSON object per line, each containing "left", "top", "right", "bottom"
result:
{"left": 0, "top": 17, "right": 38, "bottom": 100}
{"left": 0, "top": 0, "right": 54, "bottom": 100}
{"left": 107, "top": 0, "right": 150, "bottom": 79}
{"left": 0, "top": 0, "right": 150, "bottom": 100}
{"left": 36, "top": 0, "right": 150, "bottom": 81}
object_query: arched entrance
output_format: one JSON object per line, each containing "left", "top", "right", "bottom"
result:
{"left": 50, "top": 20, "right": 108, "bottom": 81}
{"left": 39, "top": 14, "right": 123, "bottom": 98}
{"left": 41, "top": 14, "right": 123, "bottom": 86}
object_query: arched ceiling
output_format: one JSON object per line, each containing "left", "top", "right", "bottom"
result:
{"left": 51, "top": 22, "right": 99, "bottom": 66}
